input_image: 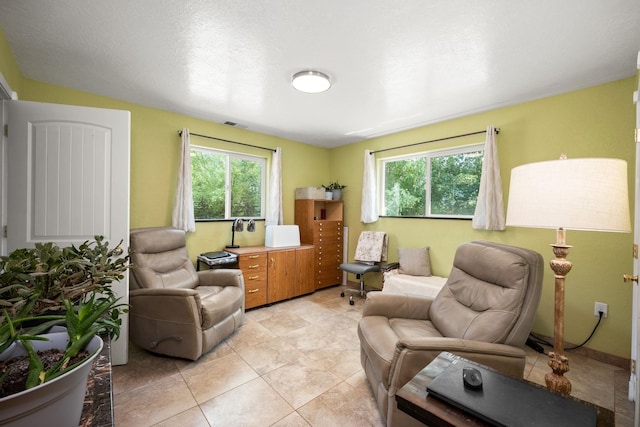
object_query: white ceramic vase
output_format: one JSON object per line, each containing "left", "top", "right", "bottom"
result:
{"left": 0, "top": 329, "right": 103, "bottom": 427}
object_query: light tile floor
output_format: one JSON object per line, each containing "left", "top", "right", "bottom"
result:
{"left": 113, "top": 287, "right": 635, "bottom": 426}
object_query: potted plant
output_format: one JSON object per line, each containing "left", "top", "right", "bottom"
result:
{"left": 0, "top": 237, "right": 129, "bottom": 426}
{"left": 322, "top": 181, "right": 347, "bottom": 200}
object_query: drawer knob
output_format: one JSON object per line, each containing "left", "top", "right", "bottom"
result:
{"left": 248, "top": 275, "right": 260, "bottom": 280}
{"left": 247, "top": 288, "right": 260, "bottom": 293}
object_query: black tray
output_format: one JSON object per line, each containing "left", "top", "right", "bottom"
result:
{"left": 426, "top": 361, "right": 596, "bottom": 427}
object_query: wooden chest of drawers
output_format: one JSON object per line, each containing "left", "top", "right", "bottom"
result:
{"left": 227, "top": 245, "right": 315, "bottom": 309}
{"left": 295, "top": 199, "right": 345, "bottom": 290}
{"left": 236, "top": 252, "right": 268, "bottom": 309}
{"left": 313, "top": 221, "right": 343, "bottom": 289}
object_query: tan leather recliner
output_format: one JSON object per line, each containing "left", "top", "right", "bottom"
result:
{"left": 129, "top": 227, "right": 244, "bottom": 360}
{"left": 358, "top": 240, "right": 544, "bottom": 427}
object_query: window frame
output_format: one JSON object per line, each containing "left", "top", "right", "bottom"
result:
{"left": 191, "top": 145, "right": 267, "bottom": 222}
{"left": 379, "top": 143, "right": 484, "bottom": 219}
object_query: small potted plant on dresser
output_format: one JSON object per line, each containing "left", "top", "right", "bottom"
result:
{"left": 0, "top": 237, "right": 129, "bottom": 427}
{"left": 322, "top": 181, "right": 347, "bottom": 200}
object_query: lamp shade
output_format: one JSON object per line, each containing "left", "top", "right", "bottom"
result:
{"left": 506, "top": 158, "right": 631, "bottom": 233}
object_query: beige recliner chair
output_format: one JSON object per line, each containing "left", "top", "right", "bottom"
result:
{"left": 129, "top": 227, "right": 244, "bottom": 360}
{"left": 358, "top": 240, "right": 543, "bottom": 427}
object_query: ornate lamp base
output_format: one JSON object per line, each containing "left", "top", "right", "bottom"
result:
{"left": 545, "top": 351, "right": 571, "bottom": 395}
{"left": 544, "top": 229, "right": 573, "bottom": 396}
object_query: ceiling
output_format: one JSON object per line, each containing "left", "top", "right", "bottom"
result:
{"left": 1, "top": 1, "right": 639, "bottom": 148}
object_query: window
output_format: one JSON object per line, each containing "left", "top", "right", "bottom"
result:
{"left": 381, "top": 144, "right": 483, "bottom": 218}
{"left": 191, "top": 147, "right": 266, "bottom": 220}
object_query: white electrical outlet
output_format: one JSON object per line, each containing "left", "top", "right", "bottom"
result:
{"left": 594, "top": 302, "right": 608, "bottom": 318}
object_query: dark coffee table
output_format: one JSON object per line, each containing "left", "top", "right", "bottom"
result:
{"left": 395, "top": 352, "right": 614, "bottom": 427}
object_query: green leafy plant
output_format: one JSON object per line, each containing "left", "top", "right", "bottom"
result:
{"left": 0, "top": 236, "right": 128, "bottom": 318}
{"left": 0, "top": 237, "right": 129, "bottom": 396}
{"left": 322, "top": 181, "right": 347, "bottom": 190}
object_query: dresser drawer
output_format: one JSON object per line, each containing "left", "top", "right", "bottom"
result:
{"left": 316, "top": 245, "right": 342, "bottom": 260}
{"left": 238, "top": 261, "right": 267, "bottom": 289}
{"left": 237, "top": 253, "right": 267, "bottom": 270}
{"left": 244, "top": 283, "right": 267, "bottom": 309}
{"left": 236, "top": 253, "right": 267, "bottom": 309}
{"left": 316, "top": 269, "right": 342, "bottom": 288}
{"left": 313, "top": 235, "right": 343, "bottom": 246}
{"left": 314, "top": 229, "right": 343, "bottom": 240}
{"left": 314, "top": 221, "right": 342, "bottom": 234}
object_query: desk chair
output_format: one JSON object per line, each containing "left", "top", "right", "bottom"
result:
{"left": 340, "top": 231, "right": 388, "bottom": 305}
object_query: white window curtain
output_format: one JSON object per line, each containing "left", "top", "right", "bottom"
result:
{"left": 472, "top": 125, "right": 505, "bottom": 231}
{"left": 172, "top": 128, "right": 196, "bottom": 232}
{"left": 265, "top": 147, "right": 283, "bottom": 226}
{"left": 361, "top": 149, "right": 378, "bottom": 223}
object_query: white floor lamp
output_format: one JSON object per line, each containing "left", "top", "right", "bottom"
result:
{"left": 506, "top": 156, "right": 631, "bottom": 395}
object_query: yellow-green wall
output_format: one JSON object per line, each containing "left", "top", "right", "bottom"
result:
{"left": 16, "top": 79, "right": 331, "bottom": 258}
{"left": 0, "top": 27, "right": 636, "bottom": 358}
{"left": 332, "top": 78, "right": 636, "bottom": 359}
{"left": 0, "top": 28, "right": 22, "bottom": 96}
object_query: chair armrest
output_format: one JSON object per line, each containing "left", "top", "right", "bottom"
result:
{"left": 197, "top": 268, "right": 244, "bottom": 288}
{"left": 381, "top": 262, "right": 400, "bottom": 287}
{"left": 398, "top": 337, "right": 526, "bottom": 363}
{"left": 388, "top": 338, "right": 527, "bottom": 394}
{"left": 130, "top": 288, "right": 202, "bottom": 323}
{"left": 129, "top": 288, "right": 205, "bottom": 360}
{"left": 362, "top": 291, "right": 433, "bottom": 319}
{"left": 130, "top": 288, "right": 199, "bottom": 297}
{"left": 381, "top": 262, "right": 400, "bottom": 273}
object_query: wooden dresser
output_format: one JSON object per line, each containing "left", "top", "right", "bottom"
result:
{"left": 294, "top": 199, "right": 344, "bottom": 290}
{"left": 226, "top": 245, "right": 315, "bottom": 309}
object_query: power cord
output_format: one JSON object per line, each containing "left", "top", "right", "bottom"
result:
{"left": 526, "top": 311, "right": 604, "bottom": 355}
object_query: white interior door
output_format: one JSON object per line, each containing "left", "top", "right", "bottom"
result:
{"left": 5, "top": 100, "right": 130, "bottom": 365}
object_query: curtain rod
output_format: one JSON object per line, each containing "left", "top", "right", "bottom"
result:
{"left": 178, "top": 130, "right": 277, "bottom": 153}
{"left": 369, "top": 128, "right": 500, "bottom": 155}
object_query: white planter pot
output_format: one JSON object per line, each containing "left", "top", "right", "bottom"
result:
{"left": 0, "top": 330, "right": 103, "bottom": 427}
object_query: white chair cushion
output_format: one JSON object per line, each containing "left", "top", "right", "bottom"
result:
{"left": 382, "top": 270, "right": 447, "bottom": 298}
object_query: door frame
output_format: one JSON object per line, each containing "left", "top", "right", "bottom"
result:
{"left": 0, "top": 71, "right": 17, "bottom": 256}
{"left": 633, "top": 50, "right": 640, "bottom": 426}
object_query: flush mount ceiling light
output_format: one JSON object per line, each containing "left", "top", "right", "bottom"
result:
{"left": 292, "top": 70, "right": 331, "bottom": 93}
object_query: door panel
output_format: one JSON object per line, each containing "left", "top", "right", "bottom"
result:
{"left": 268, "top": 250, "right": 295, "bottom": 302}
{"left": 295, "top": 246, "right": 316, "bottom": 296}
{"left": 7, "top": 102, "right": 127, "bottom": 247}
{"left": 6, "top": 100, "right": 130, "bottom": 365}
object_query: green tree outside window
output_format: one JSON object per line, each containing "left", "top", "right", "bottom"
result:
{"left": 191, "top": 148, "right": 265, "bottom": 220}
{"left": 382, "top": 145, "right": 483, "bottom": 218}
